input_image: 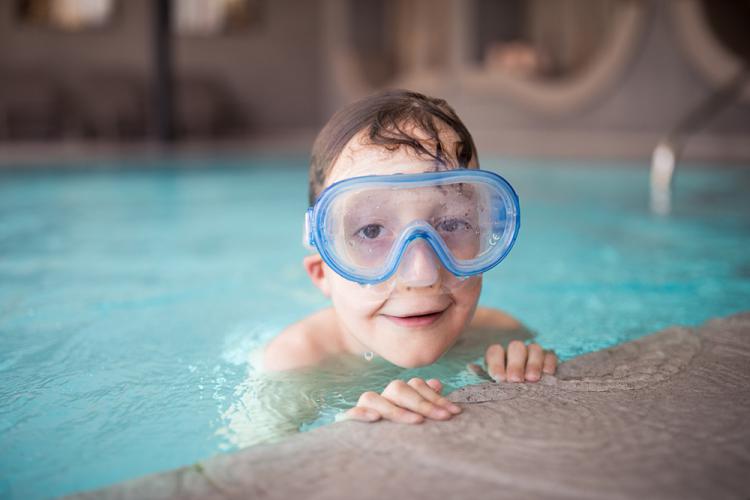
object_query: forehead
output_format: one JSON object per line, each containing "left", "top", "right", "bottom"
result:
{"left": 341, "top": 181, "right": 477, "bottom": 208}
{"left": 325, "top": 127, "right": 474, "bottom": 187}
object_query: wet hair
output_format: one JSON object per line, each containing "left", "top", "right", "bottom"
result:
{"left": 308, "top": 89, "right": 478, "bottom": 205}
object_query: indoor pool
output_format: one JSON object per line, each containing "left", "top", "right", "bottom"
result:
{"left": 1, "top": 157, "right": 748, "bottom": 499}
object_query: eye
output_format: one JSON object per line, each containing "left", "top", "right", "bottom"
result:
{"left": 436, "top": 217, "right": 472, "bottom": 233}
{"left": 356, "top": 224, "right": 384, "bottom": 239}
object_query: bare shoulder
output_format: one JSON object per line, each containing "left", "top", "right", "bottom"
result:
{"left": 260, "top": 308, "right": 344, "bottom": 372}
{"left": 469, "top": 306, "right": 523, "bottom": 330}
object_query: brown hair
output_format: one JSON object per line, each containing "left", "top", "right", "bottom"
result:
{"left": 308, "top": 89, "right": 478, "bottom": 205}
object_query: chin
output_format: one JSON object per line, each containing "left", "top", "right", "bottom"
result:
{"left": 386, "top": 347, "right": 445, "bottom": 368}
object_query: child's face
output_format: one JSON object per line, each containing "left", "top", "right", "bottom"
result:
{"left": 306, "top": 129, "right": 482, "bottom": 368}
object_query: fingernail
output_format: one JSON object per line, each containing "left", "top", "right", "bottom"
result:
{"left": 526, "top": 371, "right": 540, "bottom": 382}
{"left": 334, "top": 412, "right": 349, "bottom": 423}
{"left": 448, "top": 403, "right": 461, "bottom": 414}
{"left": 490, "top": 372, "right": 505, "bottom": 383}
{"left": 432, "top": 408, "right": 450, "bottom": 419}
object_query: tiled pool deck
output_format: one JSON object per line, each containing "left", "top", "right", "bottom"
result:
{"left": 69, "top": 313, "right": 750, "bottom": 499}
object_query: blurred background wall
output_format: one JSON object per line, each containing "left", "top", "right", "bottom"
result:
{"left": 0, "top": 0, "right": 748, "bottom": 162}
{"left": 0, "top": 0, "right": 322, "bottom": 139}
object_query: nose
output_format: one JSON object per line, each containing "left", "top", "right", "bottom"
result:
{"left": 396, "top": 239, "right": 440, "bottom": 288}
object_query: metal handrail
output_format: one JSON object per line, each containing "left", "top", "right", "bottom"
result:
{"left": 650, "top": 69, "right": 748, "bottom": 215}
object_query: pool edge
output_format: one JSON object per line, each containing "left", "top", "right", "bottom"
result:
{"left": 65, "top": 311, "right": 750, "bottom": 500}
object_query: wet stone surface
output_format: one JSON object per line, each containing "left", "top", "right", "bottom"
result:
{"left": 69, "top": 313, "right": 750, "bottom": 500}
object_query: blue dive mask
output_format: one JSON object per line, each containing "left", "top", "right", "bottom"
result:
{"left": 305, "top": 169, "right": 520, "bottom": 286}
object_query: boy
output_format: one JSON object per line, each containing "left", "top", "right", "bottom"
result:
{"left": 260, "top": 90, "right": 556, "bottom": 425}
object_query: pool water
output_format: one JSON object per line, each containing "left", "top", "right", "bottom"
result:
{"left": 1, "top": 157, "right": 748, "bottom": 499}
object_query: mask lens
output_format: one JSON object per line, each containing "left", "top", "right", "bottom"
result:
{"left": 430, "top": 181, "right": 483, "bottom": 260}
{"left": 331, "top": 189, "right": 396, "bottom": 271}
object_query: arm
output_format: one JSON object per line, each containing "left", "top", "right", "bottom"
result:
{"left": 217, "top": 369, "right": 322, "bottom": 448}
{"left": 219, "top": 311, "right": 341, "bottom": 445}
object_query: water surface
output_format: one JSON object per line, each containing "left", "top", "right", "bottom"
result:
{"left": 1, "top": 157, "right": 748, "bottom": 499}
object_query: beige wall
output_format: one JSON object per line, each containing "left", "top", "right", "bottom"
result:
{"left": 0, "top": 0, "right": 323, "bottom": 133}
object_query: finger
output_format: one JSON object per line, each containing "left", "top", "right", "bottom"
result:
{"left": 381, "top": 380, "right": 452, "bottom": 420}
{"left": 506, "top": 340, "right": 527, "bottom": 382}
{"left": 543, "top": 351, "right": 558, "bottom": 374}
{"left": 485, "top": 344, "right": 506, "bottom": 382}
{"left": 525, "top": 343, "right": 544, "bottom": 382}
{"left": 357, "top": 391, "right": 424, "bottom": 424}
{"left": 425, "top": 378, "right": 443, "bottom": 394}
{"left": 336, "top": 406, "right": 381, "bottom": 423}
{"left": 408, "top": 378, "right": 461, "bottom": 414}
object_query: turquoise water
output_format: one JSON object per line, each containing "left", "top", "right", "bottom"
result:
{"left": 1, "top": 157, "right": 749, "bottom": 499}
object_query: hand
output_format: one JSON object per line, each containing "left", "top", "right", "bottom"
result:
{"left": 339, "top": 378, "right": 462, "bottom": 424}
{"left": 485, "top": 341, "right": 557, "bottom": 383}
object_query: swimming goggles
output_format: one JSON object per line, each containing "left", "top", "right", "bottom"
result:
{"left": 304, "top": 169, "right": 520, "bottom": 285}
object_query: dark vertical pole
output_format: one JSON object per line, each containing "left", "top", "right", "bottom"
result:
{"left": 153, "top": 0, "right": 175, "bottom": 142}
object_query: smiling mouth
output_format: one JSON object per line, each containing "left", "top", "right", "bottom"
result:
{"left": 382, "top": 308, "right": 447, "bottom": 328}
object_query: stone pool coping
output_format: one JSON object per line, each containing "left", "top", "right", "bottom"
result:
{"left": 69, "top": 312, "right": 750, "bottom": 499}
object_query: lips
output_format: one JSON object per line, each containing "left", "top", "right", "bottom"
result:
{"left": 381, "top": 306, "right": 449, "bottom": 328}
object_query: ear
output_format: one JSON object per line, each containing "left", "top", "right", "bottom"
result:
{"left": 303, "top": 254, "right": 331, "bottom": 297}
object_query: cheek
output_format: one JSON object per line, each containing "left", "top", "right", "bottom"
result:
{"left": 451, "top": 276, "right": 482, "bottom": 317}
{"left": 328, "top": 272, "right": 384, "bottom": 320}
